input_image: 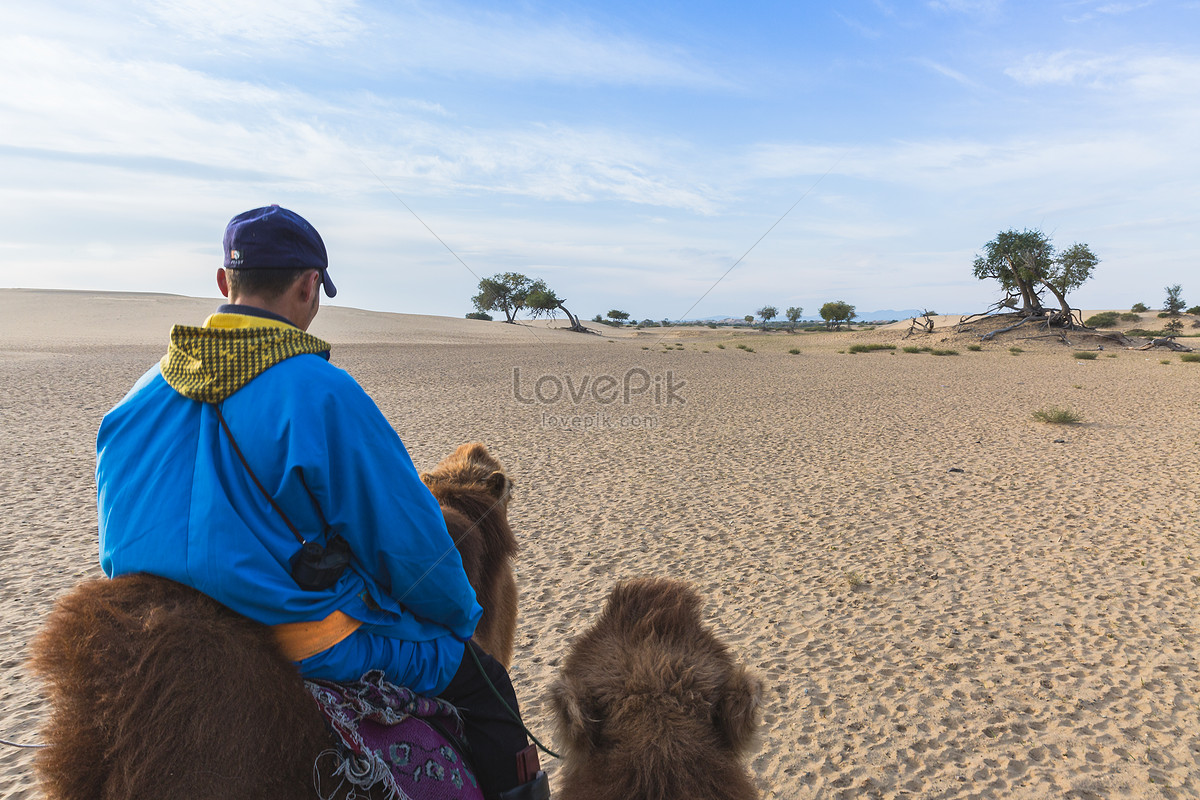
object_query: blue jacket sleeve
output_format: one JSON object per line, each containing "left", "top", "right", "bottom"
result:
{"left": 288, "top": 369, "right": 482, "bottom": 640}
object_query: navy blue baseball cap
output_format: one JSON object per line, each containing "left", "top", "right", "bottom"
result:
{"left": 223, "top": 205, "right": 337, "bottom": 298}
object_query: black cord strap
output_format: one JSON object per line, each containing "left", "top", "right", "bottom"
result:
{"left": 213, "top": 403, "right": 305, "bottom": 545}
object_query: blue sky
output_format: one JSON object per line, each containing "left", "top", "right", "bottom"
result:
{"left": 1, "top": 1, "right": 1197, "bottom": 320}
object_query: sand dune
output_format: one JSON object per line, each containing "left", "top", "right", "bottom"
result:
{"left": 2, "top": 289, "right": 1199, "bottom": 799}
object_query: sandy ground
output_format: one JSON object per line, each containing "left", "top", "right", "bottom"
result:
{"left": 2, "top": 289, "right": 1199, "bottom": 799}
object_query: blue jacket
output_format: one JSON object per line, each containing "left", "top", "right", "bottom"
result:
{"left": 97, "top": 310, "right": 482, "bottom": 691}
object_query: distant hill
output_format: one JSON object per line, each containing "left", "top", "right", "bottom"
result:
{"left": 855, "top": 309, "right": 926, "bottom": 322}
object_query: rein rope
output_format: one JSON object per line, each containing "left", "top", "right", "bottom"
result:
{"left": 467, "top": 644, "right": 560, "bottom": 760}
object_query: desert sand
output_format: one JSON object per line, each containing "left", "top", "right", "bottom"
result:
{"left": 2, "top": 289, "right": 1199, "bottom": 799}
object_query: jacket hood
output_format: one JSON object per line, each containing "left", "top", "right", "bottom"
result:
{"left": 160, "top": 314, "right": 331, "bottom": 403}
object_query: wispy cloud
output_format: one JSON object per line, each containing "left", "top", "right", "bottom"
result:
{"left": 1005, "top": 49, "right": 1200, "bottom": 97}
{"left": 138, "top": 0, "right": 732, "bottom": 90}
{"left": 834, "top": 11, "right": 882, "bottom": 39}
{"left": 1063, "top": 0, "right": 1155, "bottom": 22}
{"left": 142, "top": 0, "right": 365, "bottom": 47}
{"left": 915, "top": 57, "right": 981, "bottom": 87}
{"left": 926, "top": 0, "right": 1003, "bottom": 15}
{"left": 0, "top": 33, "right": 722, "bottom": 214}
{"left": 360, "top": 3, "right": 733, "bottom": 89}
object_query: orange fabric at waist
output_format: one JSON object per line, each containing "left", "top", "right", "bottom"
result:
{"left": 272, "top": 610, "right": 363, "bottom": 662}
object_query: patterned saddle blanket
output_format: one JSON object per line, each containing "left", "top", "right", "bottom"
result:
{"left": 305, "top": 670, "right": 484, "bottom": 800}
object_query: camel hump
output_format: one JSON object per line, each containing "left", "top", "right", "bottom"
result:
{"left": 30, "top": 574, "right": 328, "bottom": 800}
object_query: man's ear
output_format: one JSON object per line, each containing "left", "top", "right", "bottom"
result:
{"left": 217, "top": 268, "right": 230, "bottom": 298}
{"left": 298, "top": 269, "right": 321, "bottom": 302}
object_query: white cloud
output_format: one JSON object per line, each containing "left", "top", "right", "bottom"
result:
{"left": 834, "top": 12, "right": 882, "bottom": 39}
{"left": 0, "top": 32, "right": 721, "bottom": 215}
{"left": 141, "top": 0, "right": 365, "bottom": 47}
{"left": 926, "top": 0, "right": 1003, "bottom": 14}
{"left": 1063, "top": 0, "right": 1155, "bottom": 22}
{"left": 1005, "top": 50, "right": 1200, "bottom": 96}
{"left": 915, "top": 57, "right": 982, "bottom": 87}
{"left": 356, "top": 3, "right": 732, "bottom": 89}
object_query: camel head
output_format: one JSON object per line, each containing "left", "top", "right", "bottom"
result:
{"left": 421, "top": 442, "right": 514, "bottom": 507}
{"left": 549, "top": 577, "right": 763, "bottom": 800}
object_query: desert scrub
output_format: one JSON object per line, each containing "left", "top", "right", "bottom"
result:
{"left": 848, "top": 343, "right": 897, "bottom": 354}
{"left": 1120, "top": 312, "right": 1141, "bottom": 322}
{"left": 1085, "top": 312, "right": 1120, "bottom": 328}
{"left": 716, "top": 344, "right": 725, "bottom": 349}
{"left": 1009, "top": 346, "right": 1023, "bottom": 355}
{"left": 1181, "top": 353, "right": 1200, "bottom": 363}
{"left": 967, "top": 344, "right": 982, "bottom": 351}
{"left": 1073, "top": 351, "right": 1098, "bottom": 360}
{"left": 902, "top": 345, "right": 931, "bottom": 354}
{"left": 930, "top": 349, "right": 958, "bottom": 356}
{"left": 1032, "top": 406, "right": 1083, "bottom": 424}
{"left": 735, "top": 344, "right": 755, "bottom": 352}
{"left": 788, "top": 348, "right": 800, "bottom": 355}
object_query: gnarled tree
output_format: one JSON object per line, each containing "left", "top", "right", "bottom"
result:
{"left": 526, "top": 280, "right": 589, "bottom": 333}
{"left": 967, "top": 229, "right": 1099, "bottom": 337}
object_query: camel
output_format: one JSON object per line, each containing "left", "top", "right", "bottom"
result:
{"left": 30, "top": 442, "right": 519, "bottom": 800}
{"left": 30, "top": 448, "right": 765, "bottom": 800}
{"left": 548, "top": 577, "right": 763, "bottom": 800}
{"left": 421, "top": 442, "right": 519, "bottom": 667}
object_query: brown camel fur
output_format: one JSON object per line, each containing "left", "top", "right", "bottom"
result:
{"left": 29, "top": 443, "right": 520, "bottom": 800}
{"left": 29, "top": 574, "right": 332, "bottom": 800}
{"left": 548, "top": 577, "right": 763, "bottom": 800}
{"left": 421, "top": 442, "right": 519, "bottom": 667}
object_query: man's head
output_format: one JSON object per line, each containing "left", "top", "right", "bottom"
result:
{"left": 217, "top": 206, "right": 336, "bottom": 330}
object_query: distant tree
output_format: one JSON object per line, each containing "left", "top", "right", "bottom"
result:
{"left": 1188, "top": 305, "right": 1200, "bottom": 315}
{"left": 465, "top": 311, "right": 492, "bottom": 321}
{"left": 1164, "top": 285, "right": 1186, "bottom": 316}
{"left": 1164, "top": 318, "right": 1184, "bottom": 337}
{"left": 785, "top": 306, "right": 803, "bottom": 332}
{"left": 472, "top": 272, "right": 534, "bottom": 323}
{"left": 1131, "top": 302, "right": 1149, "bottom": 313}
{"left": 971, "top": 229, "right": 1098, "bottom": 326}
{"left": 638, "top": 319, "right": 658, "bottom": 328}
{"left": 743, "top": 315, "right": 754, "bottom": 325}
{"left": 525, "top": 279, "right": 587, "bottom": 332}
{"left": 607, "top": 310, "right": 630, "bottom": 323}
{"left": 756, "top": 306, "right": 778, "bottom": 330}
{"left": 820, "top": 301, "right": 856, "bottom": 330}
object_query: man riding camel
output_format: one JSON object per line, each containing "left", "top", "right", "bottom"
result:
{"left": 96, "top": 205, "right": 548, "bottom": 800}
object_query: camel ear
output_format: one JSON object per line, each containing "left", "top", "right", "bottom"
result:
{"left": 487, "top": 470, "right": 512, "bottom": 500}
{"left": 714, "top": 665, "right": 762, "bottom": 753}
{"left": 549, "top": 678, "right": 595, "bottom": 752}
